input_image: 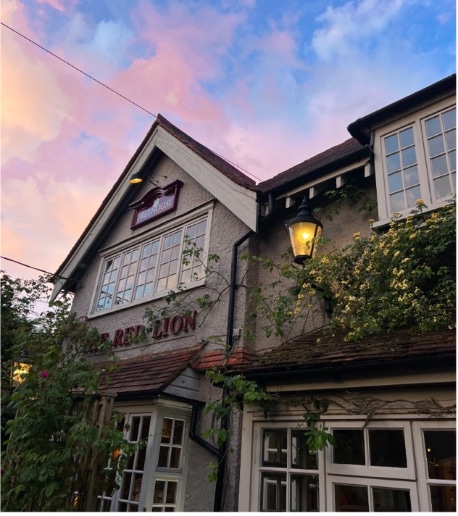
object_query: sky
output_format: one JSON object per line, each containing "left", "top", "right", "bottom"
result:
{"left": 1, "top": 0, "right": 456, "bottom": 283}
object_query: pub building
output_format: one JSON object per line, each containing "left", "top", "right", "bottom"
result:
{"left": 52, "top": 74, "right": 456, "bottom": 512}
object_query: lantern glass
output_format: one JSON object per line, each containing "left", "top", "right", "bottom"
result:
{"left": 129, "top": 173, "right": 143, "bottom": 184}
{"left": 288, "top": 221, "right": 322, "bottom": 263}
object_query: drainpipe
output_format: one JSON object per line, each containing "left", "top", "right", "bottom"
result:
{"left": 189, "top": 403, "right": 219, "bottom": 456}
{"left": 213, "top": 230, "right": 253, "bottom": 512}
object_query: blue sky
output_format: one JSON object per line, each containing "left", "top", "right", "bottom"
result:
{"left": 1, "top": 0, "right": 456, "bottom": 280}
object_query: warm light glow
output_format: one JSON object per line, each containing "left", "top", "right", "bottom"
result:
{"left": 129, "top": 176, "right": 143, "bottom": 184}
{"left": 288, "top": 221, "right": 322, "bottom": 261}
{"left": 12, "top": 362, "right": 31, "bottom": 384}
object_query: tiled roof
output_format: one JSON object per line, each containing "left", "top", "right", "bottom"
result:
{"left": 232, "top": 327, "right": 456, "bottom": 375}
{"left": 257, "top": 138, "right": 369, "bottom": 193}
{"left": 156, "top": 115, "right": 257, "bottom": 190}
{"left": 97, "top": 344, "right": 204, "bottom": 396}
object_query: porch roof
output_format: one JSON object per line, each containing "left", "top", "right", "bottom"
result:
{"left": 98, "top": 344, "right": 204, "bottom": 396}
{"left": 230, "top": 327, "right": 456, "bottom": 375}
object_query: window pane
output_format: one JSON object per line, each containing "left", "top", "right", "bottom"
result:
{"left": 445, "top": 129, "right": 456, "bottom": 152}
{"left": 449, "top": 151, "right": 456, "bottom": 173}
{"left": 158, "top": 447, "right": 169, "bottom": 468}
{"left": 291, "top": 474, "right": 319, "bottom": 512}
{"left": 170, "top": 447, "right": 181, "bottom": 468}
{"left": 431, "top": 155, "right": 449, "bottom": 177}
{"left": 173, "top": 420, "right": 184, "bottom": 444}
{"left": 430, "top": 485, "right": 456, "bottom": 512}
{"left": 401, "top": 146, "right": 416, "bottom": 167}
{"left": 154, "top": 481, "right": 165, "bottom": 503}
{"left": 399, "top": 127, "right": 414, "bottom": 147}
{"left": 291, "top": 430, "right": 318, "bottom": 470}
{"left": 369, "top": 429, "right": 407, "bottom": 468}
{"left": 388, "top": 171, "right": 403, "bottom": 193}
{"left": 161, "top": 418, "right": 173, "bottom": 443}
{"left": 424, "top": 430, "right": 456, "bottom": 480}
{"left": 434, "top": 175, "right": 453, "bottom": 199}
{"left": 404, "top": 166, "right": 419, "bottom": 187}
{"left": 334, "top": 484, "right": 368, "bottom": 512}
{"left": 262, "top": 429, "right": 287, "bottom": 466}
{"left": 428, "top": 134, "right": 446, "bottom": 157}
{"left": 261, "top": 473, "right": 286, "bottom": 511}
{"left": 425, "top": 115, "right": 441, "bottom": 137}
{"left": 442, "top": 108, "right": 456, "bottom": 131}
{"left": 386, "top": 153, "right": 401, "bottom": 173}
{"left": 166, "top": 481, "right": 177, "bottom": 503}
{"left": 384, "top": 134, "right": 399, "bottom": 154}
{"left": 333, "top": 430, "right": 365, "bottom": 465}
{"left": 405, "top": 186, "right": 422, "bottom": 208}
{"left": 372, "top": 487, "right": 411, "bottom": 512}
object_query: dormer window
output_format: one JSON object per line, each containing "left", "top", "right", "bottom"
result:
{"left": 376, "top": 102, "right": 455, "bottom": 222}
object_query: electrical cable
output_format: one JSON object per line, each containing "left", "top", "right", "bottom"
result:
{"left": 0, "top": 256, "right": 69, "bottom": 280}
{"left": 1, "top": 21, "right": 263, "bottom": 182}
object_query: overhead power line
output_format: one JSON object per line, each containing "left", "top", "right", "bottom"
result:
{"left": 1, "top": 21, "right": 157, "bottom": 118}
{"left": 0, "top": 256, "right": 69, "bottom": 280}
{"left": 1, "top": 21, "right": 262, "bottom": 182}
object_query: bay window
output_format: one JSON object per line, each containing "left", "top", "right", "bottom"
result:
{"left": 97, "top": 405, "right": 190, "bottom": 512}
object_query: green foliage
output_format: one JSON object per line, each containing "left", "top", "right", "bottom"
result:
{"left": 249, "top": 200, "right": 456, "bottom": 342}
{"left": 300, "top": 398, "right": 335, "bottom": 451}
{"left": 203, "top": 369, "right": 277, "bottom": 480}
{"left": 303, "top": 199, "right": 456, "bottom": 340}
{"left": 0, "top": 273, "right": 137, "bottom": 511}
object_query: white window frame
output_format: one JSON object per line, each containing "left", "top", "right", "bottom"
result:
{"left": 326, "top": 420, "right": 416, "bottom": 481}
{"left": 251, "top": 421, "right": 326, "bottom": 512}
{"left": 90, "top": 205, "right": 213, "bottom": 316}
{"left": 99, "top": 402, "right": 191, "bottom": 512}
{"left": 326, "top": 474, "right": 419, "bottom": 511}
{"left": 374, "top": 97, "right": 455, "bottom": 225}
{"left": 243, "top": 415, "right": 455, "bottom": 512}
{"left": 412, "top": 420, "right": 456, "bottom": 512}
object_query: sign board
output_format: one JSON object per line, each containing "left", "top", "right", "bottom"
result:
{"left": 129, "top": 180, "right": 183, "bottom": 229}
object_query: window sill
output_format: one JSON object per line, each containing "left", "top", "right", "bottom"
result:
{"left": 372, "top": 197, "right": 454, "bottom": 230}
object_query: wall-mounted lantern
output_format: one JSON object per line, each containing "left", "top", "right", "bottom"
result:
{"left": 129, "top": 173, "right": 168, "bottom": 186}
{"left": 129, "top": 172, "right": 143, "bottom": 184}
{"left": 285, "top": 196, "right": 323, "bottom": 264}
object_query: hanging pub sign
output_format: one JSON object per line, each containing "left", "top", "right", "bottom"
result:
{"left": 129, "top": 180, "right": 183, "bottom": 229}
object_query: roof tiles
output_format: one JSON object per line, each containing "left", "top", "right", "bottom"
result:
{"left": 98, "top": 344, "right": 204, "bottom": 396}
{"left": 231, "top": 327, "right": 456, "bottom": 375}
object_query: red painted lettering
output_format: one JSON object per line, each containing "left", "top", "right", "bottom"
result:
{"left": 113, "top": 329, "right": 124, "bottom": 347}
{"left": 123, "top": 326, "right": 135, "bottom": 345}
{"left": 170, "top": 315, "right": 183, "bottom": 335}
{"left": 183, "top": 311, "right": 197, "bottom": 332}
